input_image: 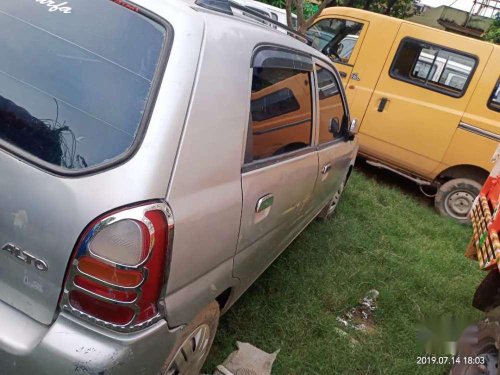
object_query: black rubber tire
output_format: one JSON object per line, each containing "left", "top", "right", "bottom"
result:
{"left": 160, "top": 301, "right": 220, "bottom": 375}
{"left": 450, "top": 318, "right": 500, "bottom": 375}
{"left": 434, "top": 178, "right": 481, "bottom": 224}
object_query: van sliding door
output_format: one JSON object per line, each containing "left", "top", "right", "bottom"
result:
{"left": 358, "top": 23, "right": 493, "bottom": 177}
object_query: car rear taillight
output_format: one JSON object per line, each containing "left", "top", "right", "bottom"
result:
{"left": 60, "top": 201, "right": 173, "bottom": 332}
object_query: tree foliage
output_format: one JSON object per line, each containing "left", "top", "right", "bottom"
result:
{"left": 483, "top": 12, "right": 500, "bottom": 44}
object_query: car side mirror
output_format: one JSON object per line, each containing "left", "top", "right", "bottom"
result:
{"left": 347, "top": 118, "right": 359, "bottom": 141}
{"left": 329, "top": 117, "right": 341, "bottom": 136}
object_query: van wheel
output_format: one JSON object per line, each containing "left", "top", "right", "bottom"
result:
{"left": 160, "top": 301, "right": 219, "bottom": 375}
{"left": 450, "top": 319, "right": 499, "bottom": 375}
{"left": 434, "top": 178, "right": 481, "bottom": 223}
{"left": 318, "top": 179, "right": 346, "bottom": 220}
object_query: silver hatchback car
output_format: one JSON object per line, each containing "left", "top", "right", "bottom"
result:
{"left": 0, "top": 0, "right": 358, "bottom": 373}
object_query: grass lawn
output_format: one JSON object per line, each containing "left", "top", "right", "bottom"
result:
{"left": 203, "top": 165, "right": 486, "bottom": 374}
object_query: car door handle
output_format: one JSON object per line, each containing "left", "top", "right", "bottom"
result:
{"left": 378, "top": 97, "right": 389, "bottom": 112}
{"left": 322, "top": 163, "right": 332, "bottom": 175}
{"left": 256, "top": 194, "right": 274, "bottom": 213}
{"left": 338, "top": 71, "right": 347, "bottom": 78}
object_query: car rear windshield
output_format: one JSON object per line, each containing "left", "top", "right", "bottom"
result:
{"left": 0, "top": 0, "right": 168, "bottom": 173}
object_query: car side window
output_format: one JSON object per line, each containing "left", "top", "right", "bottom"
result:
{"left": 488, "top": 79, "right": 500, "bottom": 112}
{"left": 390, "top": 38, "right": 477, "bottom": 97}
{"left": 306, "top": 18, "right": 363, "bottom": 64}
{"left": 316, "top": 66, "right": 347, "bottom": 144}
{"left": 247, "top": 67, "right": 313, "bottom": 162}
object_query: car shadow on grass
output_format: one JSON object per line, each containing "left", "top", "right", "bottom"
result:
{"left": 354, "top": 157, "right": 433, "bottom": 209}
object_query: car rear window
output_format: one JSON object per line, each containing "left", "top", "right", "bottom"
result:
{"left": 0, "top": 0, "right": 168, "bottom": 173}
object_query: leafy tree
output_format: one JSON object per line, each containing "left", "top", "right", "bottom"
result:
{"left": 484, "top": 12, "right": 500, "bottom": 44}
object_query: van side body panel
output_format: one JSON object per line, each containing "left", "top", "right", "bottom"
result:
{"left": 358, "top": 22, "right": 493, "bottom": 178}
{"left": 437, "top": 47, "right": 500, "bottom": 178}
{"left": 316, "top": 8, "right": 401, "bottom": 127}
{"left": 310, "top": 7, "right": 499, "bottom": 182}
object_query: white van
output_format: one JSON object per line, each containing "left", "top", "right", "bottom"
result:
{"left": 232, "top": 0, "right": 298, "bottom": 29}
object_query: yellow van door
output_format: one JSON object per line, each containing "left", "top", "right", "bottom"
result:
{"left": 306, "top": 16, "right": 368, "bottom": 89}
{"left": 358, "top": 23, "right": 493, "bottom": 178}
{"left": 442, "top": 47, "right": 500, "bottom": 172}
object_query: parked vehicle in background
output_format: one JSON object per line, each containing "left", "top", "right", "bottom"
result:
{"left": 306, "top": 7, "right": 500, "bottom": 223}
{"left": 0, "top": 0, "right": 357, "bottom": 374}
{"left": 452, "top": 146, "right": 500, "bottom": 374}
{"left": 232, "top": 0, "right": 298, "bottom": 29}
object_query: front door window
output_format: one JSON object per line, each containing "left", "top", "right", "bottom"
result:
{"left": 306, "top": 18, "right": 363, "bottom": 64}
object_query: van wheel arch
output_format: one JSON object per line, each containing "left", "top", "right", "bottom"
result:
{"left": 435, "top": 164, "right": 489, "bottom": 185}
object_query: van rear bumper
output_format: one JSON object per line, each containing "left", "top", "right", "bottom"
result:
{"left": 0, "top": 300, "right": 180, "bottom": 375}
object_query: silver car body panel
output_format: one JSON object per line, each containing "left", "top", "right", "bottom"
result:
{"left": 0, "top": 0, "right": 358, "bottom": 372}
{"left": 0, "top": 0, "right": 202, "bottom": 325}
{"left": 0, "top": 300, "right": 180, "bottom": 374}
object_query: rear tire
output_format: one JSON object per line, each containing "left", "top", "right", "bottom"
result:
{"left": 450, "top": 318, "right": 499, "bottom": 375}
{"left": 434, "top": 178, "right": 481, "bottom": 224}
{"left": 160, "top": 301, "right": 219, "bottom": 375}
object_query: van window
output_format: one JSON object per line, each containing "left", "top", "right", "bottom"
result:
{"left": 390, "top": 38, "right": 477, "bottom": 97}
{"left": 316, "top": 67, "right": 347, "bottom": 144}
{"left": 248, "top": 67, "right": 313, "bottom": 162}
{"left": 306, "top": 19, "right": 363, "bottom": 64}
{"left": 489, "top": 79, "right": 500, "bottom": 112}
{"left": 0, "top": 0, "right": 168, "bottom": 173}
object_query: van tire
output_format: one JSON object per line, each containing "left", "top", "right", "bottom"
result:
{"left": 160, "top": 301, "right": 220, "bottom": 375}
{"left": 434, "top": 178, "right": 481, "bottom": 223}
{"left": 450, "top": 318, "right": 499, "bottom": 375}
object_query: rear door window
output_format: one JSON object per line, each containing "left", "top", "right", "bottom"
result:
{"left": 0, "top": 0, "right": 169, "bottom": 173}
{"left": 390, "top": 38, "right": 477, "bottom": 97}
{"left": 249, "top": 67, "right": 313, "bottom": 162}
{"left": 489, "top": 79, "right": 500, "bottom": 112}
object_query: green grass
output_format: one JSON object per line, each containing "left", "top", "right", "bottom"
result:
{"left": 204, "top": 167, "right": 484, "bottom": 374}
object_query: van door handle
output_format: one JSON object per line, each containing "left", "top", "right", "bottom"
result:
{"left": 322, "top": 163, "right": 332, "bottom": 175}
{"left": 378, "top": 97, "right": 389, "bottom": 112}
{"left": 338, "top": 71, "right": 347, "bottom": 78}
{"left": 256, "top": 194, "right": 274, "bottom": 213}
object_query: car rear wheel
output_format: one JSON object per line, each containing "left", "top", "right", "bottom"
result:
{"left": 450, "top": 319, "right": 499, "bottom": 375}
{"left": 434, "top": 178, "right": 481, "bottom": 223}
{"left": 160, "top": 301, "right": 219, "bottom": 375}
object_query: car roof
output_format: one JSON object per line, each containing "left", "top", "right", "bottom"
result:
{"left": 180, "top": 0, "right": 333, "bottom": 61}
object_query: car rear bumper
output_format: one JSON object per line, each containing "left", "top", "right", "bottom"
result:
{"left": 0, "top": 300, "right": 180, "bottom": 375}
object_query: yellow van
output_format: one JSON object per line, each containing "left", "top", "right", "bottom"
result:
{"left": 306, "top": 7, "right": 500, "bottom": 222}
